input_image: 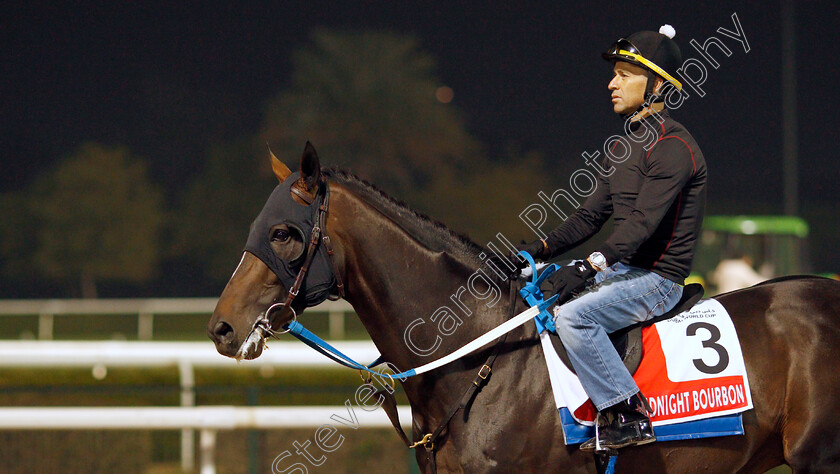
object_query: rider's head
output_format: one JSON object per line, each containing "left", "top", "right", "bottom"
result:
{"left": 603, "top": 25, "right": 683, "bottom": 116}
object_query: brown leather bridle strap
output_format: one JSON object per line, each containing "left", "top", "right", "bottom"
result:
{"left": 290, "top": 182, "right": 315, "bottom": 205}
{"left": 278, "top": 180, "right": 344, "bottom": 316}
{"left": 319, "top": 187, "right": 345, "bottom": 299}
{"left": 279, "top": 220, "right": 321, "bottom": 311}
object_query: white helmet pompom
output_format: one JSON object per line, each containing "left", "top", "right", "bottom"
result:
{"left": 659, "top": 24, "right": 676, "bottom": 39}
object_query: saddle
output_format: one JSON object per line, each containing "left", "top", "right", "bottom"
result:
{"left": 549, "top": 283, "right": 704, "bottom": 375}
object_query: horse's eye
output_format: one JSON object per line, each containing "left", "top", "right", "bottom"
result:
{"left": 271, "top": 229, "right": 290, "bottom": 242}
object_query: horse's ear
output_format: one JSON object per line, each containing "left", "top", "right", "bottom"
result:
{"left": 269, "top": 144, "right": 292, "bottom": 183}
{"left": 299, "top": 141, "right": 321, "bottom": 191}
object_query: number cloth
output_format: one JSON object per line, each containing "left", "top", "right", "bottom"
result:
{"left": 542, "top": 297, "right": 754, "bottom": 444}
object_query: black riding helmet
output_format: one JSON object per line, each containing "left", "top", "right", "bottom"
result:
{"left": 602, "top": 25, "right": 683, "bottom": 104}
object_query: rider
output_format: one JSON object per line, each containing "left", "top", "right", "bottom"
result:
{"left": 519, "top": 25, "right": 707, "bottom": 451}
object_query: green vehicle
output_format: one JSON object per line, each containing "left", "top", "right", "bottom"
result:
{"left": 690, "top": 215, "right": 810, "bottom": 292}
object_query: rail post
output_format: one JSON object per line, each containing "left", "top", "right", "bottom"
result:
{"left": 37, "top": 312, "right": 53, "bottom": 340}
{"left": 329, "top": 310, "right": 345, "bottom": 339}
{"left": 200, "top": 428, "right": 217, "bottom": 474}
{"left": 137, "top": 312, "right": 154, "bottom": 340}
{"left": 179, "top": 360, "right": 196, "bottom": 472}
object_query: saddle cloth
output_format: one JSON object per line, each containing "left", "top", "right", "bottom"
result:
{"left": 540, "top": 298, "right": 755, "bottom": 445}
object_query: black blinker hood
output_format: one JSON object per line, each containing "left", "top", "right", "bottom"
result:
{"left": 243, "top": 172, "right": 338, "bottom": 309}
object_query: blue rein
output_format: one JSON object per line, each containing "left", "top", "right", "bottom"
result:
{"left": 284, "top": 320, "right": 405, "bottom": 378}
{"left": 283, "top": 251, "right": 559, "bottom": 379}
{"left": 517, "top": 251, "right": 562, "bottom": 334}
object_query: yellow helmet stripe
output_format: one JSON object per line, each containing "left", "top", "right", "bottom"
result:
{"left": 618, "top": 49, "right": 683, "bottom": 91}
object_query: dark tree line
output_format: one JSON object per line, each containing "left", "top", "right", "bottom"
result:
{"left": 0, "top": 30, "right": 550, "bottom": 298}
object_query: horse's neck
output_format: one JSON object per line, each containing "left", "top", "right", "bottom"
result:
{"left": 330, "top": 185, "right": 510, "bottom": 373}
{"left": 327, "top": 183, "right": 536, "bottom": 437}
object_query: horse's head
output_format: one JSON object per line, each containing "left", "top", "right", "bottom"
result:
{"left": 207, "top": 142, "right": 343, "bottom": 359}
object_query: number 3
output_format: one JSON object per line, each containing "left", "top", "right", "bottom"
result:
{"left": 686, "top": 322, "right": 730, "bottom": 374}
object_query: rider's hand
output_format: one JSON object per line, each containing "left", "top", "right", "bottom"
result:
{"left": 505, "top": 240, "right": 549, "bottom": 277}
{"left": 516, "top": 239, "right": 549, "bottom": 261}
{"left": 542, "top": 260, "right": 598, "bottom": 304}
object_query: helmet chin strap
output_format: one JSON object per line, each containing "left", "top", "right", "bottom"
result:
{"left": 643, "top": 71, "right": 665, "bottom": 104}
{"left": 619, "top": 74, "right": 663, "bottom": 120}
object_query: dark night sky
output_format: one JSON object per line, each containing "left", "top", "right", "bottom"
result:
{"left": 3, "top": 1, "right": 839, "bottom": 264}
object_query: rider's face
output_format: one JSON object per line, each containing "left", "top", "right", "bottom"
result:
{"left": 608, "top": 62, "right": 649, "bottom": 115}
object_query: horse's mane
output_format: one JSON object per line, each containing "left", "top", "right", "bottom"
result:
{"left": 323, "top": 168, "right": 487, "bottom": 264}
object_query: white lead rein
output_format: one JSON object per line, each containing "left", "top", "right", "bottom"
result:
{"left": 395, "top": 303, "right": 546, "bottom": 378}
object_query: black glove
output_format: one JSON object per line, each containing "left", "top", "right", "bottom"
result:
{"left": 503, "top": 239, "right": 549, "bottom": 276}
{"left": 542, "top": 259, "right": 598, "bottom": 305}
{"left": 515, "top": 239, "right": 548, "bottom": 261}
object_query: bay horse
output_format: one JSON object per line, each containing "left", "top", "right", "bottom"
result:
{"left": 208, "top": 143, "right": 840, "bottom": 473}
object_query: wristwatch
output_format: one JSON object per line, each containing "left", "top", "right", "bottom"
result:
{"left": 587, "top": 252, "right": 608, "bottom": 272}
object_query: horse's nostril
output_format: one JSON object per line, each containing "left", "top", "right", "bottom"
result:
{"left": 212, "top": 321, "right": 234, "bottom": 343}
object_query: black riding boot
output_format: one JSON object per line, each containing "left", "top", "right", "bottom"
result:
{"left": 580, "top": 392, "right": 656, "bottom": 452}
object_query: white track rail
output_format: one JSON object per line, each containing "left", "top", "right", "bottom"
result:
{"left": 0, "top": 340, "right": 378, "bottom": 367}
{"left": 0, "top": 405, "right": 411, "bottom": 430}
{"left": 0, "top": 339, "right": 387, "bottom": 472}
{"left": 0, "top": 297, "right": 354, "bottom": 340}
{"left": 0, "top": 406, "right": 411, "bottom": 474}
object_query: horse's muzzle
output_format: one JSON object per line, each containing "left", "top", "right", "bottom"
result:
{"left": 208, "top": 319, "right": 240, "bottom": 358}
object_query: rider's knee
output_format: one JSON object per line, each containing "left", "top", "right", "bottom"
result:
{"left": 552, "top": 295, "right": 604, "bottom": 334}
{"left": 552, "top": 304, "right": 577, "bottom": 333}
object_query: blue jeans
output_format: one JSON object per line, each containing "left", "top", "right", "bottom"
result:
{"left": 552, "top": 262, "right": 683, "bottom": 410}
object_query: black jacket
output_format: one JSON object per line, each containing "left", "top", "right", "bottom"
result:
{"left": 545, "top": 109, "right": 707, "bottom": 283}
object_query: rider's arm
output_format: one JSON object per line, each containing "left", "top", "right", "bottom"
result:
{"left": 595, "top": 137, "right": 696, "bottom": 266}
{"left": 543, "top": 170, "right": 612, "bottom": 259}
